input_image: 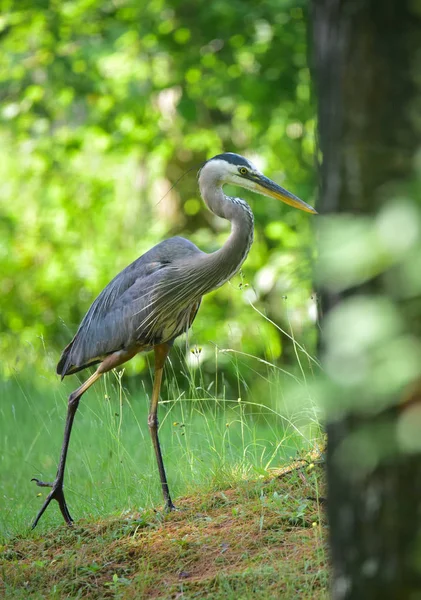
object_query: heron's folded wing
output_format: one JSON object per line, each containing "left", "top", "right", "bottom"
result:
{"left": 57, "top": 237, "right": 203, "bottom": 377}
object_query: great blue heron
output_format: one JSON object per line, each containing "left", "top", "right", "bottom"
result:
{"left": 31, "top": 152, "right": 316, "bottom": 528}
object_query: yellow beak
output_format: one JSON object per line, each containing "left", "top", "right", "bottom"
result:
{"left": 255, "top": 174, "right": 317, "bottom": 214}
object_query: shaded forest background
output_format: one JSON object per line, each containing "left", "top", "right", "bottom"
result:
{"left": 0, "top": 0, "right": 316, "bottom": 394}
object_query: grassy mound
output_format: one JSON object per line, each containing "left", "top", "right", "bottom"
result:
{"left": 1, "top": 460, "right": 327, "bottom": 599}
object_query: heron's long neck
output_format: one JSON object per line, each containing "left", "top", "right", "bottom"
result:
{"left": 200, "top": 184, "right": 254, "bottom": 291}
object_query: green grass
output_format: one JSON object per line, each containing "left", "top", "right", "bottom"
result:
{"left": 0, "top": 342, "right": 326, "bottom": 598}
{"left": 0, "top": 348, "right": 321, "bottom": 540}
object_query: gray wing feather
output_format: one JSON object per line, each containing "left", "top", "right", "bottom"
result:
{"left": 57, "top": 237, "right": 204, "bottom": 377}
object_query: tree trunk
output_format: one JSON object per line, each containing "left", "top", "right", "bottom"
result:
{"left": 311, "top": 0, "right": 421, "bottom": 597}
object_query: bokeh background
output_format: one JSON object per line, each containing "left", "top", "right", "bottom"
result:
{"left": 0, "top": 0, "right": 316, "bottom": 385}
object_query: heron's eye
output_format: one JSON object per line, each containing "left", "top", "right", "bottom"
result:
{"left": 239, "top": 167, "right": 248, "bottom": 176}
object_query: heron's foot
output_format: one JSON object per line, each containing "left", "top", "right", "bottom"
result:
{"left": 165, "top": 500, "right": 177, "bottom": 513}
{"left": 31, "top": 478, "right": 74, "bottom": 529}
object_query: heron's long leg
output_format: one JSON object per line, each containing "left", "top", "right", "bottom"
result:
{"left": 31, "top": 348, "right": 139, "bottom": 529}
{"left": 31, "top": 369, "right": 103, "bottom": 528}
{"left": 148, "top": 342, "right": 175, "bottom": 511}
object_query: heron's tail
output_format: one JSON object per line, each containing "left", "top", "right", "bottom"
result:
{"left": 57, "top": 338, "right": 101, "bottom": 379}
{"left": 57, "top": 340, "right": 74, "bottom": 379}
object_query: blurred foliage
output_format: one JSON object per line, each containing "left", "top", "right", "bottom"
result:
{"left": 316, "top": 195, "right": 421, "bottom": 419}
{"left": 0, "top": 0, "right": 316, "bottom": 387}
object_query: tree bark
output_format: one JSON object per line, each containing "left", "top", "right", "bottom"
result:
{"left": 311, "top": 1, "right": 421, "bottom": 597}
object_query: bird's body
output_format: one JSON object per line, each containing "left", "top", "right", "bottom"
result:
{"left": 31, "top": 152, "right": 316, "bottom": 528}
{"left": 57, "top": 237, "right": 206, "bottom": 376}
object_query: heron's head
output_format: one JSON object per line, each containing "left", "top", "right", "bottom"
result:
{"left": 199, "top": 152, "right": 317, "bottom": 214}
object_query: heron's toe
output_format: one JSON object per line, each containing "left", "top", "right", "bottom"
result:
{"left": 31, "top": 478, "right": 54, "bottom": 488}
